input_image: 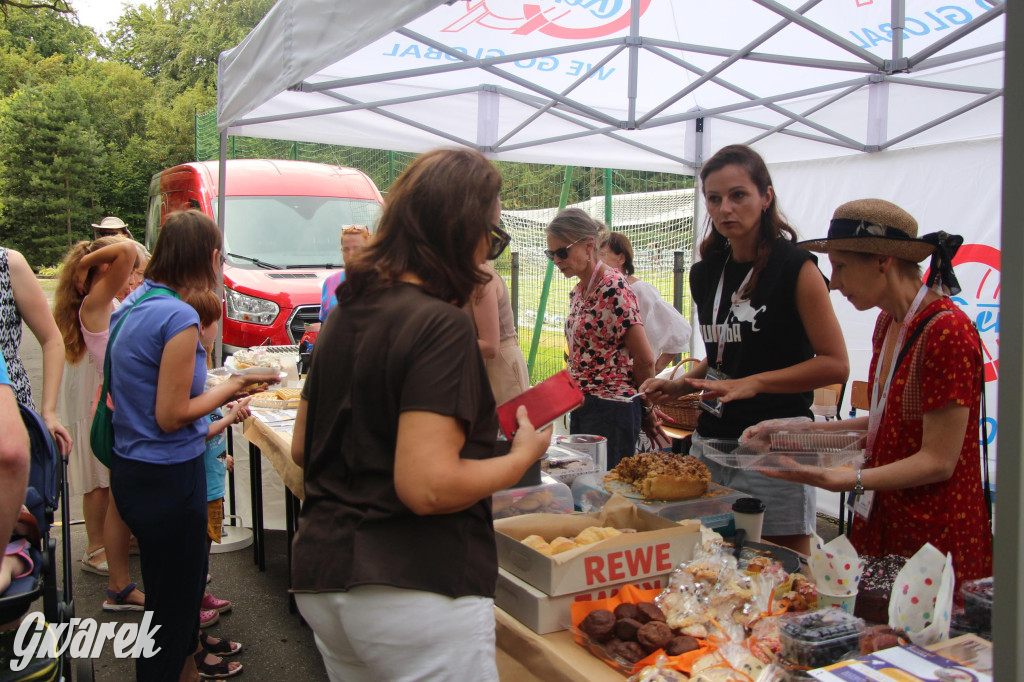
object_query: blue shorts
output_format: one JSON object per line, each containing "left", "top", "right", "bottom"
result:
{"left": 690, "top": 432, "right": 815, "bottom": 536}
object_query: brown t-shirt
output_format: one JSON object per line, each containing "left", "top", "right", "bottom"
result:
{"left": 292, "top": 282, "right": 499, "bottom": 598}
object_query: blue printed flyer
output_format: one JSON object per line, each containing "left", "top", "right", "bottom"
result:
{"left": 810, "top": 642, "right": 991, "bottom": 682}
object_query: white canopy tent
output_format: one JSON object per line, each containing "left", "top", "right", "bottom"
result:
{"left": 217, "top": 0, "right": 1020, "bottom": 675}
{"left": 219, "top": 0, "right": 1003, "bottom": 171}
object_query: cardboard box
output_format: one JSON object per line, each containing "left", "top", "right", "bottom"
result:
{"left": 495, "top": 494, "right": 700, "bottom": 596}
{"left": 496, "top": 568, "right": 671, "bottom": 635}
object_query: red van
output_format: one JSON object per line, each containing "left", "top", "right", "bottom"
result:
{"left": 146, "top": 159, "right": 384, "bottom": 353}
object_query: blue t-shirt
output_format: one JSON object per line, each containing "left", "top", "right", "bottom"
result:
{"left": 0, "top": 354, "right": 10, "bottom": 387}
{"left": 204, "top": 409, "right": 227, "bottom": 501}
{"left": 109, "top": 280, "right": 207, "bottom": 465}
{"left": 319, "top": 270, "right": 346, "bottom": 322}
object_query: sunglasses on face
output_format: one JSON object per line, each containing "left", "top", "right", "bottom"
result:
{"left": 544, "top": 237, "right": 587, "bottom": 261}
{"left": 488, "top": 223, "right": 511, "bottom": 261}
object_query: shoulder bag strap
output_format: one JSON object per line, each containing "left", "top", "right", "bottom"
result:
{"left": 891, "top": 310, "right": 943, "bottom": 374}
{"left": 895, "top": 310, "right": 993, "bottom": 531}
{"left": 97, "top": 287, "right": 180, "bottom": 410}
{"left": 972, "top": 322, "right": 993, "bottom": 526}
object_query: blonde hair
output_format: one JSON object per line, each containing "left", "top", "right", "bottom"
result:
{"left": 53, "top": 236, "right": 133, "bottom": 364}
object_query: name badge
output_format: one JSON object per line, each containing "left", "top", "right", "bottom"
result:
{"left": 849, "top": 490, "right": 875, "bottom": 521}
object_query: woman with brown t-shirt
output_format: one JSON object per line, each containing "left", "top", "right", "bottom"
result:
{"left": 290, "top": 148, "right": 550, "bottom": 682}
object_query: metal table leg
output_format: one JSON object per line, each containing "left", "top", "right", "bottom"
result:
{"left": 248, "top": 441, "right": 266, "bottom": 571}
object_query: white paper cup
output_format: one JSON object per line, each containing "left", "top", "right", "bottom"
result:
{"left": 818, "top": 589, "right": 857, "bottom": 613}
{"left": 732, "top": 497, "right": 766, "bottom": 543}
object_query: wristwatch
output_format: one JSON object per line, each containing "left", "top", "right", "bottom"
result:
{"left": 852, "top": 469, "right": 865, "bottom": 497}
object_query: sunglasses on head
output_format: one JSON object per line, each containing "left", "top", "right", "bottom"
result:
{"left": 544, "top": 237, "right": 587, "bottom": 261}
{"left": 488, "top": 223, "right": 511, "bottom": 261}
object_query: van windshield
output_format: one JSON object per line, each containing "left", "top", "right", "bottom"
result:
{"left": 218, "top": 196, "right": 382, "bottom": 268}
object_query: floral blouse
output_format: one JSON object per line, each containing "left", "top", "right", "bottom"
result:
{"left": 565, "top": 266, "right": 642, "bottom": 399}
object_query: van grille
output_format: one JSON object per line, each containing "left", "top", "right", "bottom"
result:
{"left": 288, "top": 305, "right": 321, "bottom": 343}
{"left": 267, "top": 273, "right": 318, "bottom": 279}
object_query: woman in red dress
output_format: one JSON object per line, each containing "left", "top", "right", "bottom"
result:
{"left": 757, "top": 198, "right": 992, "bottom": 584}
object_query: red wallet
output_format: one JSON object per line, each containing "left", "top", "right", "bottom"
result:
{"left": 497, "top": 370, "right": 585, "bottom": 439}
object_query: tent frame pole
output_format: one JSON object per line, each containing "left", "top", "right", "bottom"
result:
{"left": 638, "top": 0, "right": 824, "bottom": 125}
{"left": 994, "top": 0, "right": 1023, "bottom": 675}
{"left": 215, "top": 131, "right": 228, "bottom": 367}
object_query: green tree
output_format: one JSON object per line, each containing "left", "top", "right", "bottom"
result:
{"left": 0, "top": 78, "right": 104, "bottom": 266}
{"left": 0, "top": 5, "right": 97, "bottom": 58}
{"left": 106, "top": 0, "right": 273, "bottom": 94}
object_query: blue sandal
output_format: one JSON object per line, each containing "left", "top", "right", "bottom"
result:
{"left": 102, "top": 582, "right": 144, "bottom": 612}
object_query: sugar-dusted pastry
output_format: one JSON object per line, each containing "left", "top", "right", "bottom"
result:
{"left": 574, "top": 526, "right": 608, "bottom": 546}
{"left": 521, "top": 534, "right": 553, "bottom": 556}
{"left": 549, "top": 536, "right": 577, "bottom": 554}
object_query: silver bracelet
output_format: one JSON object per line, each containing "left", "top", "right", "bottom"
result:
{"left": 852, "top": 469, "right": 865, "bottom": 496}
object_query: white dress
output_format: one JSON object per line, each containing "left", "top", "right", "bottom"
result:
{"left": 60, "top": 353, "right": 108, "bottom": 495}
{"left": 629, "top": 279, "right": 691, "bottom": 358}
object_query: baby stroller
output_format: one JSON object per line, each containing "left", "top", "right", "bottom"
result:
{"left": 0, "top": 402, "right": 93, "bottom": 681}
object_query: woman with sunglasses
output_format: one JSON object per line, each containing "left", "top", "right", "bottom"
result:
{"left": 290, "top": 149, "right": 548, "bottom": 682}
{"left": 319, "top": 224, "right": 371, "bottom": 322}
{"left": 546, "top": 208, "right": 658, "bottom": 469}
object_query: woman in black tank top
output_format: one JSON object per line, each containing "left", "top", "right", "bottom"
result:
{"left": 642, "top": 145, "right": 849, "bottom": 555}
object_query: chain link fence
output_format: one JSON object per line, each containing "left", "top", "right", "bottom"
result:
{"left": 196, "top": 110, "right": 695, "bottom": 383}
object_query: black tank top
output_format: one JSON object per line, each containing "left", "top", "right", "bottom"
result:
{"left": 689, "top": 239, "right": 817, "bottom": 438}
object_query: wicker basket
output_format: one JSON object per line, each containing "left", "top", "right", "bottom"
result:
{"left": 658, "top": 358, "right": 702, "bottom": 430}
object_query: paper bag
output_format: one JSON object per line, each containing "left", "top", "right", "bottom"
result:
{"left": 889, "top": 543, "right": 955, "bottom": 645}
{"left": 807, "top": 533, "right": 863, "bottom": 597}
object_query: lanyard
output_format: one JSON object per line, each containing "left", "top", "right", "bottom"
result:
{"left": 711, "top": 257, "right": 753, "bottom": 369}
{"left": 568, "top": 262, "right": 606, "bottom": 358}
{"left": 867, "top": 284, "right": 929, "bottom": 458}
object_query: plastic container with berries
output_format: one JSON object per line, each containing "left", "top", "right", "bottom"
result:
{"left": 541, "top": 446, "right": 598, "bottom": 486}
{"left": 779, "top": 609, "right": 865, "bottom": 669}
{"left": 960, "top": 576, "right": 993, "bottom": 634}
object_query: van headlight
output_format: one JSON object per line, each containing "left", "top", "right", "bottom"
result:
{"left": 225, "top": 288, "right": 279, "bottom": 325}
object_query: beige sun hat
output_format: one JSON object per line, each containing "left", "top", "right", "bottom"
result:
{"left": 797, "top": 199, "right": 936, "bottom": 263}
{"left": 91, "top": 216, "right": 132, "bottom": 239}
{"left": 799, "top": 198, "right": 966, "bottom": 295}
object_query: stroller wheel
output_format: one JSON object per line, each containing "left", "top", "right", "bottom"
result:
{"left": 73, "top": 657, "right": 95, "bottom": 681}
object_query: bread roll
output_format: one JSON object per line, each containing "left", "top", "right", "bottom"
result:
{"left": 521, "top": 534, "right": 553, "bottom": 556}
{"left": 549, "top": 536, "right": 577, "bottom": 554}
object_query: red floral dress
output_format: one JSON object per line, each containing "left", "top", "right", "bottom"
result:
{"left": 565, "top": 266, "right": 642, "bottom": 399}
{"left": 850, "top": 297, "right": 992, "bottom": 585}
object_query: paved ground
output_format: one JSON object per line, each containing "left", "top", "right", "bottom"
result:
{"left": 15, "top": 278, "right": 841, "bottom": 681}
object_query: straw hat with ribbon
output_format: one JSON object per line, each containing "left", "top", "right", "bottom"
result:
{"left": 797, "top": 198, "right": 964, "bottom": 296}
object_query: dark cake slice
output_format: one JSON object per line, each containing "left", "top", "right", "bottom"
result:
{"left": 854, "top": 554, "right": 907, "bottom": 624}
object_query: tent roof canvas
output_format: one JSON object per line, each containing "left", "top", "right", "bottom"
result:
{"left": 217, "top": 0, "right": 1004, "bottom": 173}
